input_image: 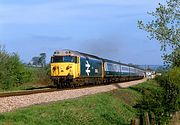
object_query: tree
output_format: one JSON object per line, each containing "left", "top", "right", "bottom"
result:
{"left": 39, "top": 53, "right": 46, "bottom": 67}
{"left": 138, "top": 0, "right": 180, "bottom": 67}
{"left": 155, "top": 65, "right": 167, "bottom": 73}
{"left": 29, "top": 53, "right": 46, "bottom": 67}
{"left": 137, "top": 1, "right": 180, "bottom": 124}
{"left": 31, "top": 57, "right": 40, "bottom": 66}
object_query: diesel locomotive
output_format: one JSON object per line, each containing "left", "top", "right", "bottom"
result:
{"left": 51, "top": 49, "right": 144, "bottom": 88}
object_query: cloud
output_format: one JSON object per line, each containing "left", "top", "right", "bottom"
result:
{"left": 77, "top": 37, "right": 124, "bottom": 60}
{"left": 0, "top": 0, "right": 164, "bottom": 24}
{"left": 31, "top": 35, "right": 72, "bottom": 42}
{"left": 79, "top": 0, "right": 165, "bottom": 6}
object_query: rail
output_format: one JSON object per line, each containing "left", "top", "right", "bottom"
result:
{"left": 0, "top": 88, "right": 57, "bottom": 98}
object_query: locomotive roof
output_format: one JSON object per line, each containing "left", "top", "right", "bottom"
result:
{"left": 53, "top": 49, "right": 102, "bottom": 59}
{"left": 53, "top": 49, "right": 144, "bottom": 71}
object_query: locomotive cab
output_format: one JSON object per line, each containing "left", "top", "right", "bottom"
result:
{"left": 51, "top": 50, "right": 80, "bottom": 88}
{"left": 51, "top": 56, "right": 80, "bottom": 77}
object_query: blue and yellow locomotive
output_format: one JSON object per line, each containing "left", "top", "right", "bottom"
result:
{"left": 51, "top": 49, "right": 144, "bottom": 88}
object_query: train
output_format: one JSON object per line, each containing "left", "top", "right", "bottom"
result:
{"left": 51, "top": 49, "right": 145, "bottom": 88}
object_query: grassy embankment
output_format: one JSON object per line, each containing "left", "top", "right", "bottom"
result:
{"left": 0, "top": 80, "right": 159, "bottom": 125}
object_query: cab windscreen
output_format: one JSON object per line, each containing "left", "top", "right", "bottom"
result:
{"left": 51, "top": 56, "right": 76, "bottom": 63}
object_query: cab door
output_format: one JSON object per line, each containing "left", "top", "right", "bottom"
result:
{"left": 74, "top": 56, "right": 80, "bottom": 78}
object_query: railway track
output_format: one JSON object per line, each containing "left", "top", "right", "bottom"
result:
{"left": 0, "top": 79, "right": 146, "bottom": 98}
{"left": 0, "top": 84, "right": 100, "bottom": 98}
{"left": 0, "top": 85, "right": 103, "bottom": 98}
{"left": 0, "top": 88, "right": 57, "bottom": 98}
{"left": 0, "top": 79, "right": 146, "bottom": 113}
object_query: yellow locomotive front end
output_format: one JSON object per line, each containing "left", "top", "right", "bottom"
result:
{"left": 51, "top": 50, "right": 80, "bottom": 88}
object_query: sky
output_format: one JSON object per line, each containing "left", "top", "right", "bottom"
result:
{"left": 0, "top": 0, "right": 165, "bottom": 65}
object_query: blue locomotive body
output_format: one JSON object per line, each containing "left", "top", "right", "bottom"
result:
{"left": 80, "top": 56, "right": 102, "bottom": 77}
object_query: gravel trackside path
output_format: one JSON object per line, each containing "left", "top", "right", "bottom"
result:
{"left": 0, "top": 79, "right": 146, "bottom": 113}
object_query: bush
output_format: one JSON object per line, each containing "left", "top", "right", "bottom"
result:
{"left": 135, "top": 67, "right": 180, "bottom": 124}
{"left": 0, "top": 46, "right": 34, "bottom": 90}
{"left": 156, "top": 67, "right": 180, "bottom": 112}
{"left": 33, "top": 66, "right": 51, "bottom": 86}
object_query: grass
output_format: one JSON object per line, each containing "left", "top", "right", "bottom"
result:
{"left": 129, "top": 80, "right": 161, "bottom": 93}
{"left": 0, "top": 80, "right": 158, "bottom": 125}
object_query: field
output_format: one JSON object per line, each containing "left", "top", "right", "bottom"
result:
{"left": 0, "top": 80, "right": 158, "bottom": 125}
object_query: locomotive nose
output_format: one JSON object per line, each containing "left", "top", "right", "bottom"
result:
{"left": 53, "top": 66, "right": 56, "bottom": 71}
{"left": 52, "top": 66, "right": 60, "bottom": 76}
{"left": 51, "top": 63, "right": 74, "bottom": 77}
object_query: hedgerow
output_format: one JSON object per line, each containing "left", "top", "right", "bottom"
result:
{"left": 0, "top": 46, "right": 33, "bottom": 90}
{"left": 135, "top": 67, "right": 180, "bottom": 124}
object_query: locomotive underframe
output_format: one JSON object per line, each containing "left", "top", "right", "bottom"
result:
{"left": 52, "top": 75, "right": 143, "bottom": 89}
